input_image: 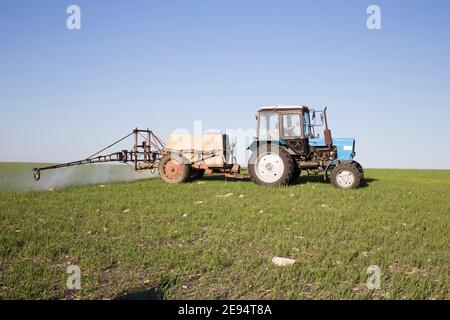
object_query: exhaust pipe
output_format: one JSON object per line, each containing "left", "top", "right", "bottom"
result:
{"left": 323, "top": 107, "right": 333, "bottom": 148}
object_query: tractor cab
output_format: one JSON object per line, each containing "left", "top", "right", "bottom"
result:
{"left": 248, "top": 105, "right": 364, "bottom": 188}
{"left": 256, "top": 105, "right": 313, "bottom": 155}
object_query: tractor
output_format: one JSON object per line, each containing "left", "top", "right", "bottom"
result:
{"left": 247, "top": 105, "right": 364, "bottom": 188}
{"left": 31, "top": 105, "right": 364, "bottom": 189}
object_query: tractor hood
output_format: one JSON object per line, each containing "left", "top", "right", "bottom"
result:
{"left": 309, "top": 137, "right": 356, "bottom": 161}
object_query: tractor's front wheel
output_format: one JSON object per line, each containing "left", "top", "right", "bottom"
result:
{"left": 330, "top": 163, "right": 362, "bottom": 189}
{"left": 248, "top": 145, "right": 294, "bottom": 186}
{"left": 159, "top": 154, "right": 191, "bottom": 184}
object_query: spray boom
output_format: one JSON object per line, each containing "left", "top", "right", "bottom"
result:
{"left": 32, "top": 129, "right": 164, "bottom": 181}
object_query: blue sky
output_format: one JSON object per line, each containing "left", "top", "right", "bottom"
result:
{"left": 1, "top": 0, "right": 449, "bottom": 168}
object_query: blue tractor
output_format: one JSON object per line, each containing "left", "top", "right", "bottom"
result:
{"left": 247, "top": 105, "right": 364, "bottom": 188}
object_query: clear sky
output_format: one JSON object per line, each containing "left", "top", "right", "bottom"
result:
{"left": 1, "top": 0, "right": 449, "bottom": 168}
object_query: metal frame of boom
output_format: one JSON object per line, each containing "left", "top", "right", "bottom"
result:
{"left": 32, "top": 128, "right": 165, "bottom": 181}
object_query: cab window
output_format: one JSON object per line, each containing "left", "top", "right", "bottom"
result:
{"left": 258, "top": 113, "right": 279, "bottom": 140}
{"left": 282, "top": 114, "right": 301, "bottom": 137}
{"left": 303, "top": 112, "right": 311, "bottom": 137}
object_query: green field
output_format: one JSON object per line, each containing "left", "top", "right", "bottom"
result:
{"left": 0, "top": 163, "right": 448, "bottom": 300}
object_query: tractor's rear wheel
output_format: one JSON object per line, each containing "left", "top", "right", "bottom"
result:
{"left": 290, "top": 164, "right": 301, "bottom": 183}
{"left": 330, "top": 163, "right": 361, "bottom": 189}
{"left": 248, "top": 145, "right": 294, "bottom": 186}
{"left": 159, "top": 154, "right": 191, "bottom": 184}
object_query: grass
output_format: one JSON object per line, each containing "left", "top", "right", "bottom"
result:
{"left": 0, "top": 163, "right": 449, "bottom": 300}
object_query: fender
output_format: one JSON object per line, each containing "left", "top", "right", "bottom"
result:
{"left": 247, "top": 139, "right": 286, "bottom": 152}
{"left": 324, "top": 159, "right": 340, "bottom": 180}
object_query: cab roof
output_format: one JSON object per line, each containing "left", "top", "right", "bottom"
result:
{"left": 258, "top": 105, "right": 309, "bottom": 112}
